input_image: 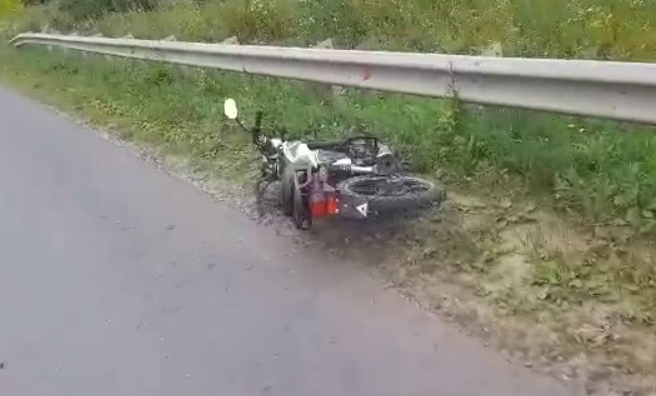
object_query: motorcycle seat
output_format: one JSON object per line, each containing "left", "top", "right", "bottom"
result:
{"left": 306, "top": 140, "right": 347, "bottom": 150}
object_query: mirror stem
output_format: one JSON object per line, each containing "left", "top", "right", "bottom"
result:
{"left": 235, "top": 118, "right": 249, "bottom": 133}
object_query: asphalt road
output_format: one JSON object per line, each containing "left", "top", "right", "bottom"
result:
{"left": 0, "top": 86, "right": 586, "bottom": 396}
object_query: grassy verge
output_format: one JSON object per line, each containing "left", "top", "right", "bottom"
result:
{"left": 8, "top": 0, "right": 656, "bottom": 232}
{"left": 4, "top": 0, "right": 656, "bottom": 393}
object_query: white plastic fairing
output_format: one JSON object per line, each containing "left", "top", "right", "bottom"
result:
{"left": 282, "top": 141, "right": 318, "bottom": 169}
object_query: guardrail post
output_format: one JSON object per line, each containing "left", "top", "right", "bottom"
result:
{"left": 120, "top": 33, "right": 144, "bottom": 66}
{"left": 479, "top": 42, "right": 503, "bottom": 57}
{"left": 39, "top": 24, "right": 52, "bottom": 52}
{"left": 91, "top": 33, "right": 111, "bottom": 61}
{"left": 163, "top": 35, "right": 188, "bottom": 75}
{"left": 221, "top": 36, "right": 239, "bottom": 45}
{"left": 352, "top": 37, "right": 387, "bottom": 99}
{"left": 69, "top": 31, "right": 90, "bottom": 58}
{"left": 471, "top": 42, "right": 503, "bottom": 111}
{"left": 39, "top": 25, "right": 56, "bottom": 52}
{"left": 307, "top": 38, "right": 343, "bottom": 102}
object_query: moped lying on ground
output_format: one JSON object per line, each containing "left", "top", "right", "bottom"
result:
{"left": 223, "top": 98, "right": 445, "bottom": 230}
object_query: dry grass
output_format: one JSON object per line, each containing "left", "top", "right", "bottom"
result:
{"left": 311, "top": 188, "right": 656, "bottom": 394}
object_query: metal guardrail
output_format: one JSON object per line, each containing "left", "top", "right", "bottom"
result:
{"left": 9, "top": 32, "right": 656, "bottom": 124}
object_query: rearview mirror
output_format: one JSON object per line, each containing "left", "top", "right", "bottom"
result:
{"left": 223, "top": 98, "right": 238, "bottom": 120}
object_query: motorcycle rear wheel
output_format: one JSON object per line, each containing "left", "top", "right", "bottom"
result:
{"left": 337, "top": 175, "right": 445, "bottom": 212}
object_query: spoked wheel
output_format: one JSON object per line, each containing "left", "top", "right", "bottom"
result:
{"left": 254, "top": 179, "right": 267, "bottom": 219}
{"left": 338, "top": 175, "right": 445, "bottom": 212}
{"left": 280, "top": 174, "right": 294, "bottom": 216}
{"left": 291, "top": 175, "right": 312, "bottom": 230}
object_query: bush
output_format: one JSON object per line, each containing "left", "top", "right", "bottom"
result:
{"left": 0, "top": 0, "right": 21, "bottom": 17}
{"left": 58, "top": 0, "right": 159, "bottom": 21}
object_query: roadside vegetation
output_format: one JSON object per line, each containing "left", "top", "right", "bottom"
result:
{"left": 3, "top": 0, "right": 656, "bottom": 393}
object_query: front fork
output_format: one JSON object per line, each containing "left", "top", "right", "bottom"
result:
{"left": 254, "top": 154, "right": 279, "bottom": 219}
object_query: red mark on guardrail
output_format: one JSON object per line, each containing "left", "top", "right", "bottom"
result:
{"left": 363, "top": 67, "right": 372, "bottom": 81}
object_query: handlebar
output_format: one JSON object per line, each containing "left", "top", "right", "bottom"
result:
{"left": 241, "top": 110, "right": 380, "bottom": 162}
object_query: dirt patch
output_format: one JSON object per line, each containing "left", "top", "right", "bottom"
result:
{"left": 248, "top": 178, "right": 656, "bottom": 395}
